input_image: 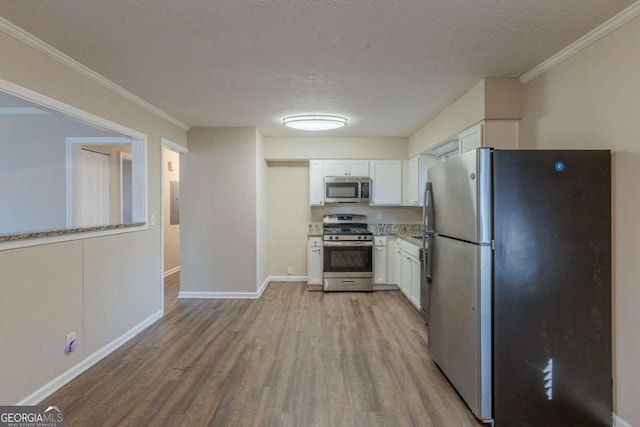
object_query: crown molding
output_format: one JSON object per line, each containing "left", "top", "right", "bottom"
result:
{"left": 520, "top": 1, "right": 640, "bottom": 84}
{"left": 0, "top": 16, "right": 190, "bottom": 131}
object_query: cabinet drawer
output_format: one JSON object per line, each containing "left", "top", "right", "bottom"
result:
{"left": 374, "top": 236, "right": 387, "bottom": 246}
{"left": 401, "top": 240, "right": 420, "bottom": 259}
{"left": 308, "top": 237, "right": 323, "bottom": 247}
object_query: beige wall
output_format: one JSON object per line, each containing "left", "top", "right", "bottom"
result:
{"left": 408, "top": 78, "right": 522, "bottom": 156}
{"left": 520, "top": 15, "right": 640, "bottom": 426}
{"left": 0, "top": 29, "right": 187, "bottom": 404}
{"left": 256, "top": 130, "right": 268, "bottom": 287}
{"left": 408, "top": 80, "right": 485, "bottom": 156}
{"left": 267, "top": 161, "right": 421, "bottom": 277}
{"left": 181, "top": 128, "right": 259, "bottom": 293}
{"left": 163, "top": 148, "right": 180, "bottom": 273}
{"left": 267, "top": 162, "right": 313, "bottom": 277}
{"left": 265, "top": 136, "right": 408, "bottom": 160}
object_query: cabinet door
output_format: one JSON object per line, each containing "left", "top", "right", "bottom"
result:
{"left": 401, "top": 254, "right": 412, "bottom": 300}
{"left": 410, "top": 256, "right": 421, "bottom": 309}
{"left": 307, "top": 246, "right": 323, "bottom": 284}
{"left": 309, "top": 160, "right": 324, "bottom": 206}
{"left": 323, "top": 160, "right": 348, "bottom": 177}
{"left": 459, "top": 123, "right": 483, "bottom": 154}
{"left": 405, "top": 157, "right": 419, "bottom": 206}
{"left": 347, "top": 160, "right": 370, "bottom": 177}
{"left": 374, "top": 246, "right": 387, "bottom": 284}
{"left": 404, "top": 155, "right": 434, "bottom": 206}
{"left": 394, "top": 239, "right": 403, "bottom": 285}
{"left": 387, "top": 237, "right": 397, "bottom": 285}
{"left": 370, "top": 160, "right": 402, "bottom": 205}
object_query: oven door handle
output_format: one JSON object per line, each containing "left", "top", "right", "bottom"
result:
{"left": 323, "top": 241, "right": 373, "bottom": 247}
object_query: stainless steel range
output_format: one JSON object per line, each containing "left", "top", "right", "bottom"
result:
{"left": 322, "top": 214, "right": 373, "bottom": 292}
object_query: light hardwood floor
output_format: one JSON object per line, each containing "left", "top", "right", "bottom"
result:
{"left": 42, "top": 274, "right": 481, "bottom": 426}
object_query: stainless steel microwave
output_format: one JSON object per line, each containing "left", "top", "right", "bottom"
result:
{"left": 325, "top": 177, "right": 371, "bottom": 203}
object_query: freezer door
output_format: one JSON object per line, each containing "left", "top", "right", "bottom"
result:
{"left": 429, "top": 148, "right": 492, "bottom": 244}
{"left": 428, "top": 235, "right": 492, "bottom": 421}
{"left": 493, "top": 149, "right": 612, "bottom": 426}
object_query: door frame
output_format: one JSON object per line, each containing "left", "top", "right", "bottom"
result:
{"left": 160, "top": 138, "right": 188, "bottom": 313}
{"left": 65, "top": 136, "right": 140, "bottom": 228}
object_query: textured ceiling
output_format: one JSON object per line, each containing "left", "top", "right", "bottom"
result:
{"left": 0, "top": 0, "right": 635, "bottom": 136}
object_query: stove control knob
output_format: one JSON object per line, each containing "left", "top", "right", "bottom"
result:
{"left": 358, "top": 236, "right": 362, "bottom": 240}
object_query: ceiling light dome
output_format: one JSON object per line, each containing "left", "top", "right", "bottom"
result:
{"left": 282, "top": 114, "right": 348, "bottom": 131}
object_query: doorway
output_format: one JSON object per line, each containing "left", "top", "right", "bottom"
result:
{"left": 161, "top": 138, "right": 187, "bottom": 312}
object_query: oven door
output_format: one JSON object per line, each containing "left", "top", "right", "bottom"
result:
{"left": 323, "top": 241, "right": 373, "bottom": 291}
{"left": 323, "top": 241, "right": 373, "bottom": 275}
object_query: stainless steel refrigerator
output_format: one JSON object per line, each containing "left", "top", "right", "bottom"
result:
{"left": 425, "top": 148, "right": 612, "bottom": 426}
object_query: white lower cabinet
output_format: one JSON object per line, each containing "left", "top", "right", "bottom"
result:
{"left": 394, "top": 238, "right": 403, "bottom": 286}
{"left": 307, "top": 237, "right": 323, "bottom": 286}
{"left": 409, "top": 255, "right": 421, "bottom": 308}
{"left": 398, "top": 239, "right": 421, "bottom": 310}
{"left": 373, "top": 236, "right": 387, "bottom": 284}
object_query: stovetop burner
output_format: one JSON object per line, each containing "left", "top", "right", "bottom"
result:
{"left": 322, "top": 214, "right": 373, "bottom": 241}
{"left": 324, "top": 227, "right": 372, "bottom": 235}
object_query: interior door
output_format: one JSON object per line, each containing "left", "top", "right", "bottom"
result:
{"left": 74, "top": 148, "right": 111, "bottom": 227}
{"left": 429, "top": 235, "right": 492, "bottom": 421}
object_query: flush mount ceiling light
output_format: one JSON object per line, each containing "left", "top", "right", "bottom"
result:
{"left": 282, "top": 114, "right": 348, "bottom": 131}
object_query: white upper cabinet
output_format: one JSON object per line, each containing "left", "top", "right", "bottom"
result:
{"left": 347, "top": 160, "right": 370, "bottom": 177}
{"left": 459, "top": 123, "right": 484, "bottom": 154}
{"left": 323, "top": 160, "right": 369, "bottom": 177}
{"left": 458, "top": 121, "right": 518, "bottom": 154}
{"left": 370, "top": 160, "right": 402, "bottom": 206}
{"left": 403, "top": 155, "right": 434, "bottom": 206}
{"left": 309, "top": 160, "right": 324, "bottom": 206}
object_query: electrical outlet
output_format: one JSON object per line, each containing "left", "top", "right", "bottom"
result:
{"left": 287, "top": 266, "right": 294, "bottom": 275}
{"left": 377, "top": 211, "right": 383, "bottom": 219}
{"left": 65, "top": 331, "right": 76, "bottom": 353}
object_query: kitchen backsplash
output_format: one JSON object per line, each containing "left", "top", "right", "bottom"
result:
{"left": 308, "top": 222, "right": 423, "bottom": 236}
{"left": 308, "top": 223, "right": 323, "bottom": 236}
{"left": 368, "top": 223, "right": 423, "bottom": 235}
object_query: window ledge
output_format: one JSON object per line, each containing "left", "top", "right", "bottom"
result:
{"left": 0, "top": 222, "right": 148, "bottom": 251}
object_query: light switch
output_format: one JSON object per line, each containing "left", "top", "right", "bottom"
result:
{"left": 150, "top": 214, "right": 156, "bottom": 226}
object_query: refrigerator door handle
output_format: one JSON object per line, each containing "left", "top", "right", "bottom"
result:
{"left": 422, "top": 183, "right": 428, "bottom": 242}
{"left": 425, "top": 182, "right": 435, "bottom": 235}
{"left": 426, "top": 235, "right": 433, "bottom": 284}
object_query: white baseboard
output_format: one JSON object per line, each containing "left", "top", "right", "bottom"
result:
{"left": 269, "top": 275, "right": 307, "bottom": 282}
{"left": 178, "top": 276, "right": 308, "bottom": 300}
{"left": 615, "top": 414, "right": 634, "bottom": 427}
{"left": 373, "top": 284, "right": 399, "bottom": 291}
{"left": 178, "top": 291, "right": 260, "bottom": 299}
{"left": 16, "top": 309, "right": 163, "bottom": 405}
{"left": 163, "top": 266, "right": 180, "bottom": 277}
{"left": 256, "top": 276, "right": 271, "bottom": 298}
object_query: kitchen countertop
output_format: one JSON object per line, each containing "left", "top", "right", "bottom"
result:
{"left": 0, "top": 222, "right": 146, "bottom": 242}
{"left": 395, "top": 233, "right": 424, "bottom": 247}
{"left": 307, "top": 223, "right": 424, "bottom": 246}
